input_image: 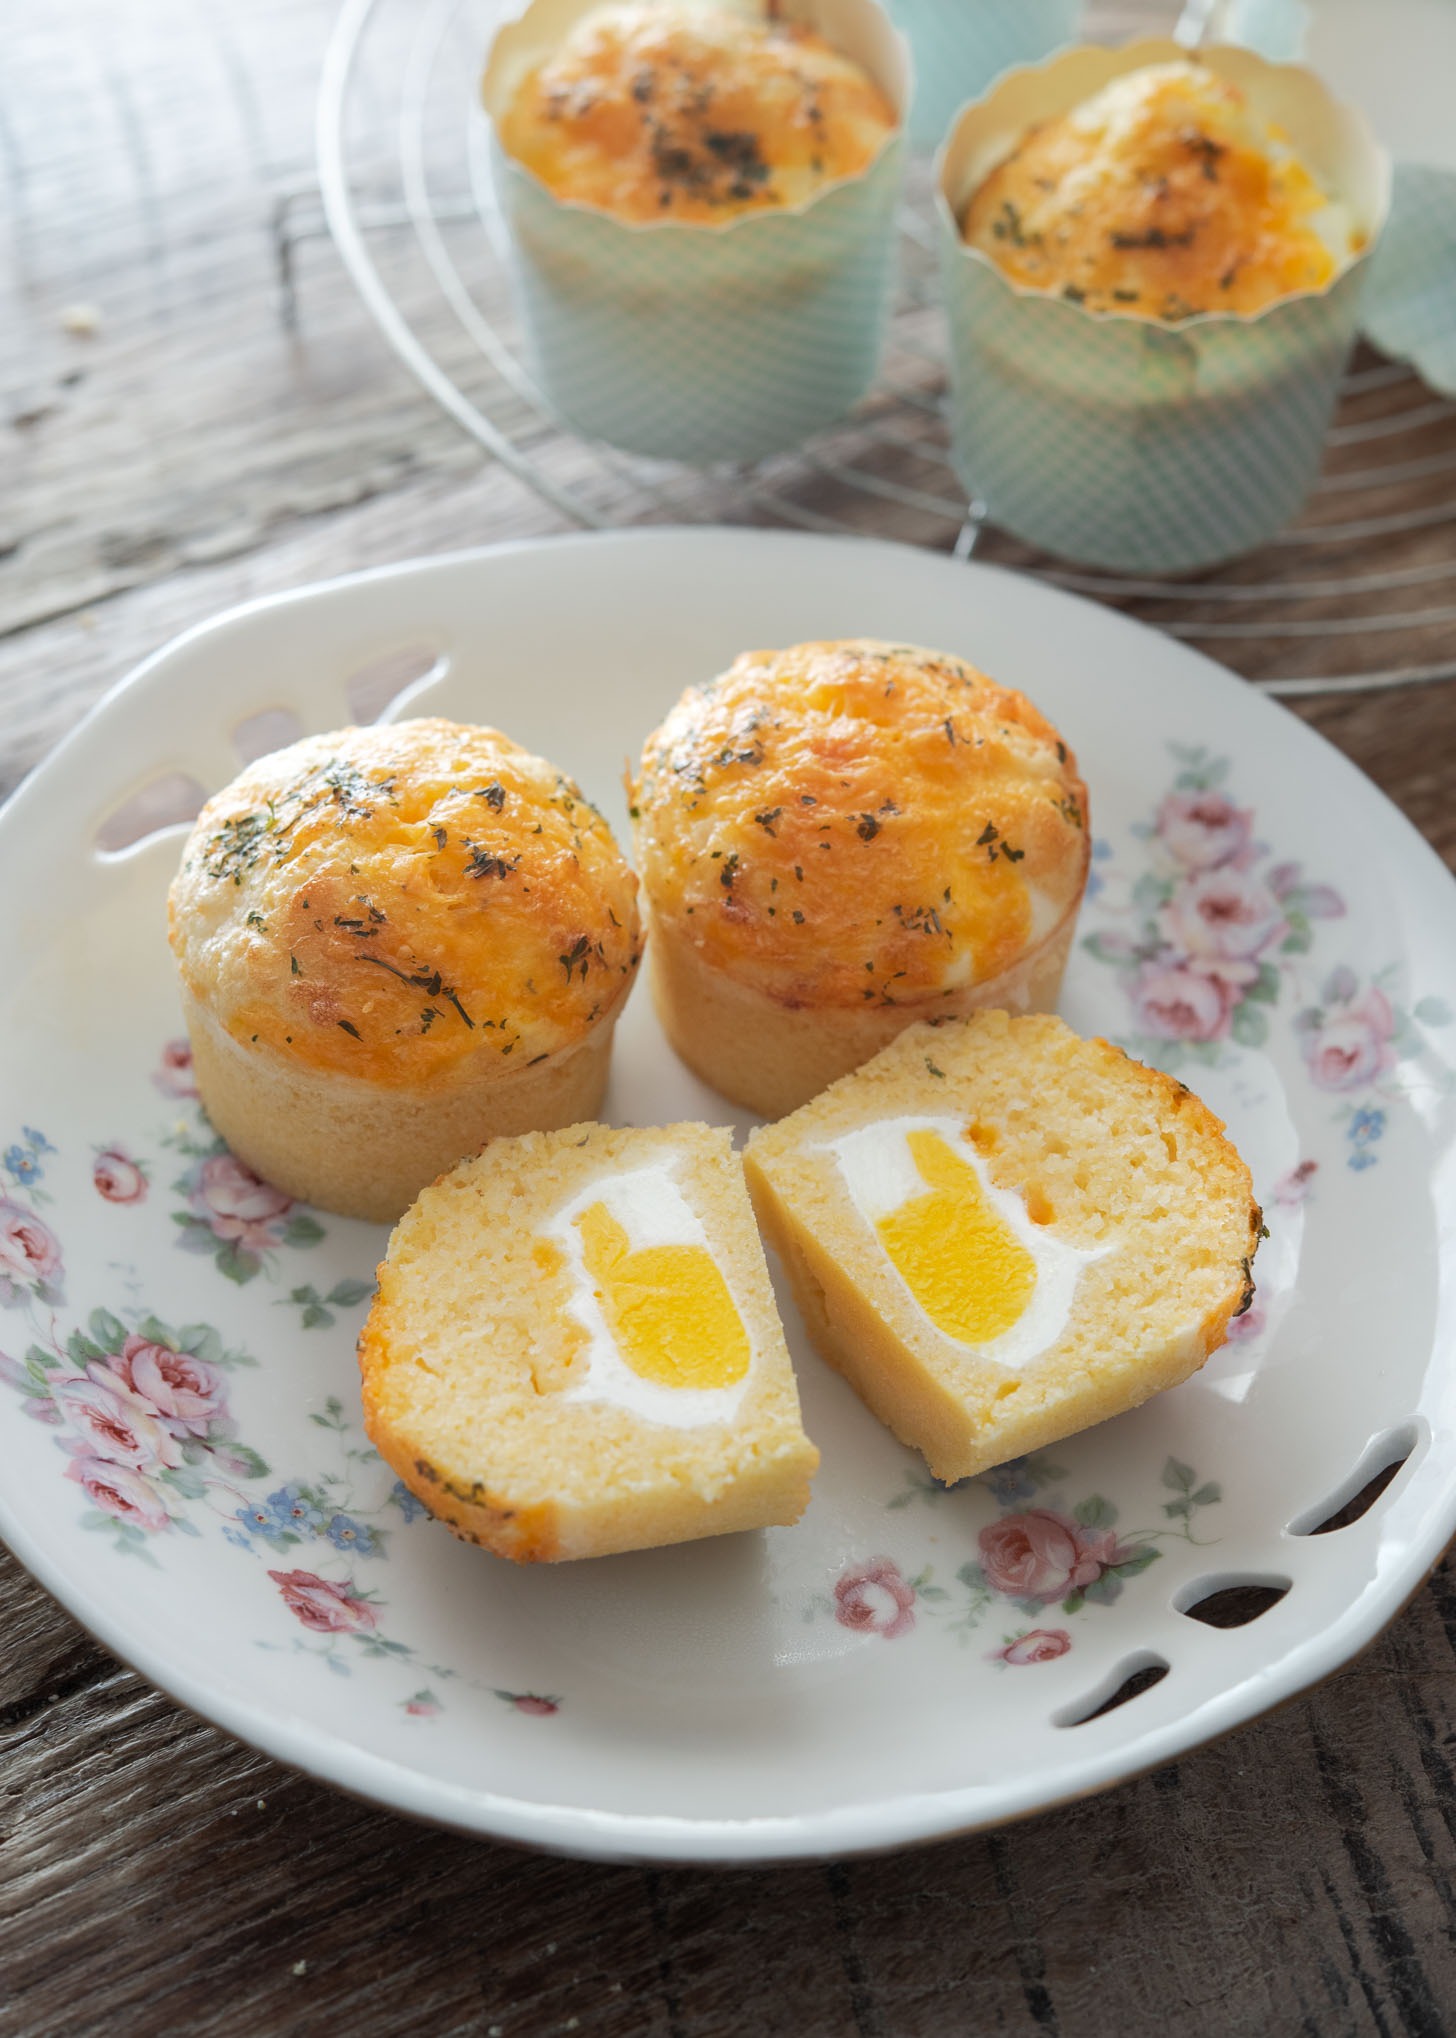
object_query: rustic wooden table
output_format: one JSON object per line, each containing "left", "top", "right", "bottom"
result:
{"left": 4, "top": 4, "right": 1456, "bottom": 2034}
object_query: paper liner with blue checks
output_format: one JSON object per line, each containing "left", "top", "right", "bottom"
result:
{"left": 490, "top": 134, "right": 905, "bottom": 465}
{"left": 886, "top": 0, "right": 1080, "bottom": 151}
{"left": 936, "top": 38, "right": 1391, "bottom": 574}
{"left": 482, "top": 0, "right": 911, "bottom": 466}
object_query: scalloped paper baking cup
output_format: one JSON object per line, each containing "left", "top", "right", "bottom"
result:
{"left": 886, "top": 0, "right": 1080, "bottom": 151}
{"left": 936, "top": 39, "right": 1390, "bottom": 573}
{"left": 482, "top": 0, "right": 910, "bottom": 465}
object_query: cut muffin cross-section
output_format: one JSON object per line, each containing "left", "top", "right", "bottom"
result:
{"left": 743, "top": 1011, "right": 1261, "bottom": 1483}
{"left": 360, "top": 1121, "right": 820, "bottom": 1562}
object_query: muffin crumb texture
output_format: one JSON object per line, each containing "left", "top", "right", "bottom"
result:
{"left": 962, "top": 60, "right": 1356, "bottom": 320}
{"left": 497, "top": 1, "right": 896, "bottom": 223}
{"left": 744, "top": 1011, "right": 1261, "bottom": 1482}
{"left": 360, "top": 1121, "right": 819, "bottom": 1561}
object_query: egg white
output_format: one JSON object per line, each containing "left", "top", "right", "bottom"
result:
{"left": 825, "top": 1115, "right": 1107, "bottom": 1370}
{"left": 545, "top": 1160, "right": 755, "bottom": 1430}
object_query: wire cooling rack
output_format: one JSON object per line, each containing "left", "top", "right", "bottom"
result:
{"left": 301, "top": 0, "right": 1456, "bottom": 698}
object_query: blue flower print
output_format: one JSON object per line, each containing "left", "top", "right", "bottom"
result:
{"left": 983, "top": 1459, "right": 1038, "bottom": 1508}
{"left": 22, "top": 1128, "right": 55, "bottom": 1154}
{"left": 223, "top": 1525, "right": 260, "bottom": 1554}
{"left": 326, "top": 1513, "right": 378, "bottom": 1557}
{"left": 266, "top": 1484, "right": 325, "bottom": 1532}
{"left": 234, "top": 1500, "right": 292, "bottom": 1543}
{"left": 390, "top": 1480, "right": 427, "bottom": 1524}
{"left": 1347, "top": 1107, "right": 1385, "bottom": 1171}
{"left": 4, "top": 1145, "right": 40, "bottom": 1185}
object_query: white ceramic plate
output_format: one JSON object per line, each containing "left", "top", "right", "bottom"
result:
{"left": 3, "top": 531, "right": 1454, "bottom": 1864}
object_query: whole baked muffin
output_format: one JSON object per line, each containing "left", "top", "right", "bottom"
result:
{"left": 960, "top": 58, "right": 1360, "bottom": 322}
{"left": 496, "top": 1, "right": 896, "bottom": 223}
{"left": 168, "top": 719, "right": 641, "bottom": 1222}
{"left": 631, "top": 639, "right": 1088, "bottom": 1117}
{"left": 481, "top": 0, "right": 908, "bottom": 463}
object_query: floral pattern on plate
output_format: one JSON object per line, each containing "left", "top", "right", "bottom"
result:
{"left": 1083, "top": 744, "right": 1452, "bottom": 1168}
{"left": 0, "top": 1105, "right": 498, "bottom": 1715}
{"left": 818, "top": 1455, "right": 1221, "bottom": 1660}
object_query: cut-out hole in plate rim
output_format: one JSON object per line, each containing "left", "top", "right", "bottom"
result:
{"left": 1054, "top": 1655, "right": 1171, "bottom": 1729}
{"left": 94, "top": 771, "right": 208, "bottom": 857}
{"left": 344, "top": 644, "right": 449, "bottom": 724}
{"left": 1287, "top": 1423, "right": 1421, "bottom": 1538}
{"left": 1175, "top": 1577, "right": 1292, "bottom": 1629}
{"left": 232, "top": 706, "right": 305, "bottom": 765}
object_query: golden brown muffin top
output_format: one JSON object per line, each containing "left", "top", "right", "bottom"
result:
{"left": 961, "top": 60, "right": 1353, "bottom": 320}
{"left": 495, "top": 2, "right": 896, "bottom": 224}
{"left": 169, "top": 720, "right": 641, "bottom": 1085}
{"left": 631, "top": 640, "right": 1087, "bottom": 1011}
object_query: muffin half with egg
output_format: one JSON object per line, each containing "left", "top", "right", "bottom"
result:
{"left": 631, "top": 638, "right": 1088, "bottom": 1118}
{"left": 482, "top": 0, "right": 909, "bottom": 462}
{"left": 937, "top": 42, "right": 1389, "bottom": 571}
{"left": 168, "top": 719, "right": 641, "bottom": 1223}
{"left": 360, "top": 1120, "right": 819, "bottom": 1560}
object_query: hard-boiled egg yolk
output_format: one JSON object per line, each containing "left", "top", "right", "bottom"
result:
{"left": 876, "top": 1130, "right": 1038, "bottom": 1345}
{"left": 575, "top": 1200, "right": 750, "bottom": 1392}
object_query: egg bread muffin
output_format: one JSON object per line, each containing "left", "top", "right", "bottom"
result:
{"left": 961, "top": 58, "right": 1357, "bottom": 321}
{"left": 495, "top": 1, "right": 897, "bottom": 225}
{"left": 632, "top": 639, "right": 1088, "bottom": 1118}
{"left": 359, "top": 1121, "right": 819, "bottom": 1561}
{"left": 168, "top": 719, "right": 641, "bottom": 1223}
{"left": 744, "top": 1011, "right": 1261, "bottom": 1482}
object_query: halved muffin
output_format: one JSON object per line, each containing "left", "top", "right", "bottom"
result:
{"left": 360, "top": 1121, "right": 819, "bottom": 1561}
{"left": 744, "top": 1011, "right": 1261, "bottom": 1481}
{"left": 168, "top": 719, "right": 641, "bottom": 1223}
{"left": 632, "top": 639, "right": 1088, "bottom": 1117}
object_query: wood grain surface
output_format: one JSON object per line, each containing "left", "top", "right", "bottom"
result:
{"left": 3, "top": 2, "right": 1455, "bottom": 2034}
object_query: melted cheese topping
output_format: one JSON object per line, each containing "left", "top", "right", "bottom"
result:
{"left": 962, "top": 61, "right": 1356, "bottom": 320}
{"left": 169, "top": 720, "right": 641, "bottom": 1084}
{"left": 545, "top": 1161, "right": 754, "bottom": 1426}
{"left": 633, "top": 639, "right": 1087, "bottom": 1009}
{"left": 828, "top": 1115, "right": 1104, "bottom": 1367}
{"left": 496, "top": 2, "right": 896, "bottom": 225}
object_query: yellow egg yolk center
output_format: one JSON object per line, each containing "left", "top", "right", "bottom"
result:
{"left": 575, "top": 1202, "right": 751, "bottom": 1390}
{"left": 876, "top": 1130, "right": 1037, "bottom": 1344}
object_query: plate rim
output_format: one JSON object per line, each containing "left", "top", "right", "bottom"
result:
{"left": 4, "top": 524, "right": 1455, "bottom": 1864}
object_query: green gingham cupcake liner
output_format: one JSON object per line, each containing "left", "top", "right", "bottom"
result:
{"left": 935, "top": 38, "right": 1391, "bottom": 575}
{"left": 481, "top": 0, "right": 910, "bottom": 466}
{"left": 885, "top": 0, "right": 1081, "bottom": 151}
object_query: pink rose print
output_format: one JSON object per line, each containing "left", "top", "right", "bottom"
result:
{"left": 834, "top": 1558, "right": 916, "bottom": 1639}
{"left": 154, "top": 1038, "right": 198, "bottom": 1099}
{"left": 993, "top": 1628, "right": 1073, "bottom": 1666}
{"left": 193, "top": 1153, "right": 294, "bottom": 1251}
{"left": 1273, "top": 1160, "right": 1318, "bottom": 1207}
{"left": 53, "top": 1374, "right": 184, "bottom": 1472}
{"left": 65, "top": 1456, "right": 172, "bottom": 1533}
{"left": 1129, "top": 963, "right": 1238, "bottom": 1044}
{"left": 0, "top": 1200, "right": 63, "bottom": 1303}
{"left": 404, "top": 1694, "right": 443, "bottom": 1718}
{"left": 93, "top": 1149, "right": 147, "bottom": 1204}
{"left": 1156, "top": 791, "right": 1253, "bottom": 872}
{"left": 495, "top": 1691, "right": 561, "bottom": 1716}
{"left": 1299, "top": 986, "right": 1398, "bottom": 1093}
{"left": 979, "top": 1510, "right": 1125, "bottom": 1605}
{"left": 1225, "top": 1301, "right": 1266, "bottom": 1342}
{"left": 269, "top": 1568, "right": 379, "bottom": 1635}
{"left": 100, "top": 1334, "right": 227, "bottom": 1438}
{"left": 1158, "top": 869, "right": 1285, "bottom": 977}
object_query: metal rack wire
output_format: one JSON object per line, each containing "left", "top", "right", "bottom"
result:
{"left": 304, "top": 0, "right": 1456, "bottom": 697}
